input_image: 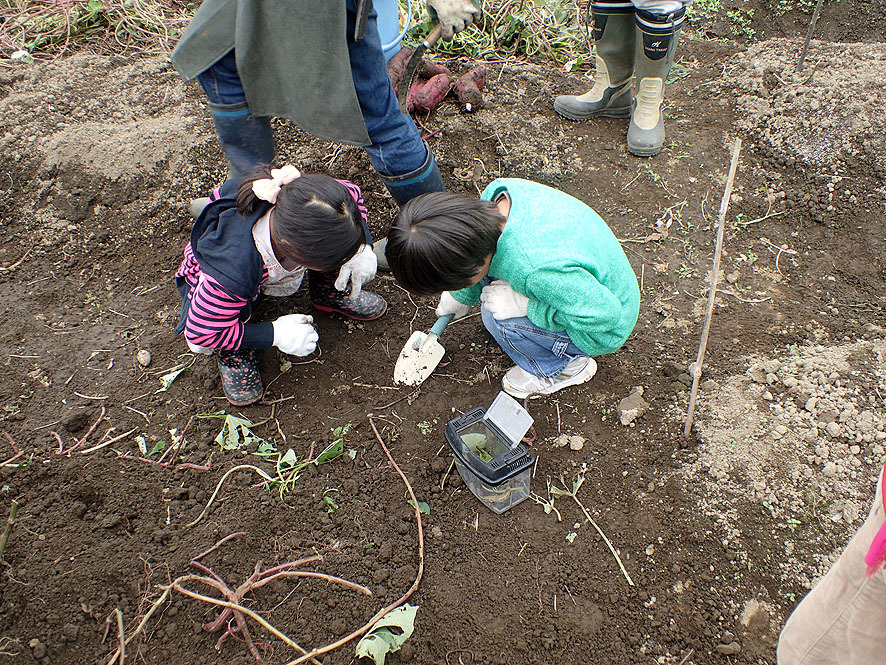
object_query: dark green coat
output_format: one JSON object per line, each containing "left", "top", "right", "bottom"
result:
{"left": 171, "top": 1, "right": 371, "bottom": 146}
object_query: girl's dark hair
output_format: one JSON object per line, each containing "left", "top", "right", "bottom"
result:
{"left": 236, "top": 165, "right": 364, "bottom": 272}
{"left": 385, "top": 192, "right": 504, "bottom": 296}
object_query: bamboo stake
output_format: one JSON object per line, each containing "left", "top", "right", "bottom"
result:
{"left": 797, "top": 0, "right": 825, "bottom": 71}
{"left": 684, "top": 138, "right": 742, "bottom": 438}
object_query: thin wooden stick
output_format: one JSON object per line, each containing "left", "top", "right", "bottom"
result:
{"left": 79, "top": 428, "right": 138, "bottom": 454}
{"left": 66, "top": 405, "right": 106, "bottom": 454}
{"left": 797, "top": 0, "right": 825, "bottom": 71}
{"left": 285, "top": 418, "right": 425, "bottom": 665}
{"left": 115, "top": 609, "right": 125, "bottom": 665}
{"left": 684, "top": 138, "right": 742, "bottom": 438}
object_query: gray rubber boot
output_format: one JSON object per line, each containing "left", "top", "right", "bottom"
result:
{"left": 627, "top": 9, "right": 685, "bottom": 157}
{"left": 554, "top": 7, "right": 635, "bottom": 121}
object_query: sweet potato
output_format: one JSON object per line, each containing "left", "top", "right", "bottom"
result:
{"left": 387, "top": 47, "right": 415, "bottom": 93}
{"left": 454, "top": 65, "right": 486, "bottom": 111}
{"left": 419, "top": 58, "right": 452, "bottom": 79}
{"left": 407, "top": 73, "right": 455, "bottom": 113}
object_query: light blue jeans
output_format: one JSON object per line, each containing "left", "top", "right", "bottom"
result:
{"left": 480, "top": 306, "right": 586, "bottom": 379}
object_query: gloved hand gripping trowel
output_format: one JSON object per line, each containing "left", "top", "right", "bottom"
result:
{"left": 393, "top": 314, "right": 454, "bottom": 386}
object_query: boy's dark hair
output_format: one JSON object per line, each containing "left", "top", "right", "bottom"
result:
{"left": 385, "top": 192, "right": 504, "bottom": 296}
{"left": 236, "top": 165, "right": 364, "bottom": 272}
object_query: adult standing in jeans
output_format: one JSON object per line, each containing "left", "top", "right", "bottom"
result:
{"left": 554, "top": 0, "right": 689, "bottom": 157}
{"left": 170, "top": 0, "right": 479, "bottom": 318}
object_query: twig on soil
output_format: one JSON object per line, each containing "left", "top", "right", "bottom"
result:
{"left": 192, "top": 532, "right": 248, "bottom": 563}
{"left": 64, "top": 406, "right": 106, "bottom": 454}
{"left": 1, "top": 431, "right": 20, "bottom": 454}
{"left": 733, "top": 210, "right": 785, "bottom": 227}
{"left": 677, "top": 648, "right": 695, "bottom": 665}
{"left": 186, "top": 465, "right": 275, "bottom": 527}
{"left": 0, "top": 500, "right": 20, "bottom": 562}
{"left": 372, "top": 387, "right": 421, "bottom": 411}
{"left": 0, "top": 249, "right": 31, "bottom": 272}
{"left": 555, "top": 471, "right": 634, "bottom": 586}
{"left": 284, "top": 418, "right": 426, "bottom": 665}
{"left": 74, "top": 391, "right": 109, "bottom": 400}
{"left": 79, "top": 428, "right": 139, "bottom": 454}
{"left": 115, "top": 609, "right": 125, "bottom": 665}
{"left": 0, "top": 636, "right": 20, "bottom": 657}
{"left": 684, "top": 138, "right": 742, "bottom": 439}
{"left": 123, "top": 405, "right": 150, "bottom": 423}
{"left": 0, "top": 452, "right": 24, "bottom": 468}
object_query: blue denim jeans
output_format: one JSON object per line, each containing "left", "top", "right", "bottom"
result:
{"left": 195, "top": 0, "right": 427, "bottom": 178}
{"left": 480, "top": 306, "right": 586, "bottom": 378}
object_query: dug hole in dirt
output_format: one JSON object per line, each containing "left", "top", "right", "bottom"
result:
{"left": 0, "top": 5, "right": 884, "bottom": 665}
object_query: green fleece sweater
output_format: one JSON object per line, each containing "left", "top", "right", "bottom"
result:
{"left": 452, "top": 178, "right": 640, "bottom": 357}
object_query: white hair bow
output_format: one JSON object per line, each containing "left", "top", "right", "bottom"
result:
{"left": 251, "top": 165, "right": 301, "bottom": 203}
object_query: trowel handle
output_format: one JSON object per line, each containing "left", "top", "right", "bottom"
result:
{"left": 429, "top": 313, "right": 454, "bottom": 338}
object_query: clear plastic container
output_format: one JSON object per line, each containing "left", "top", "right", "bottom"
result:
{"left": 445, "top": 395, "right": 534, "bottom": 514}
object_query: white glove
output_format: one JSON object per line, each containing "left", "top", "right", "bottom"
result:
{"left": 334, "top": 244, "right": 377, "bottom": 298}
{"left": 436, "top": 291, "right": 472, "bottom": 320}
{"left": 428, "top": 0, "right": 480, "bottom": 40}
{"left": 272, "top": 314, "right": 318, "bottom": 356}
{"left": 480, "top": 280, "right": 529, "bottom": 320}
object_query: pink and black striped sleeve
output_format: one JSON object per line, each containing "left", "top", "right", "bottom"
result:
{"left": 182, "top": 272, "right": 273, "bottom": 350}
{"left": 337, "top": 179, "right": 372, "bottom": 244}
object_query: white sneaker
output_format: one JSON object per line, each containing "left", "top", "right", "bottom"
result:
{"left": 502, "top": 356, "right": 597, "bottom": 399}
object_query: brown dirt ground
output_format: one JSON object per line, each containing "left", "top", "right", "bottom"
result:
{"left": 0, "top": 4, "right": 884, "bottom": 665}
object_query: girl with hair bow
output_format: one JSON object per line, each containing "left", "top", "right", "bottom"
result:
{"left": 174, "top": 165, "right": 385, "bottom": 406}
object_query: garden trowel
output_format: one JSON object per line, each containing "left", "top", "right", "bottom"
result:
{"left": 394, "top": 313, "right": 454, "bottom": 386}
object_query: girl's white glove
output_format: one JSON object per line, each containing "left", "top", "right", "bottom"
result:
{"left": 272, "top": 314, "right": 318, "bottom": 356}
{"left": 480, "top": 280, "right": 529, "bottom": 320}
{"left": 427, "top": 0, "right": 480, "bottom": 39}
{"left": 436, "top": 291, "right": 472, "bottom": 320}
{"left": 334, "top": 244, "right": 377, "bottom": 298}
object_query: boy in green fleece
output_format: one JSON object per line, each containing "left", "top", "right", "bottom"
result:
{"left": 384, "top": 178, "right": 640, "bottom": 398}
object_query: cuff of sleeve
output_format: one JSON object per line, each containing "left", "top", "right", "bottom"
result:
{"left": 240, "top": 322, "right": 275, "bottom": 349}
{"left": 451, "top": 287, "right": 480, "bottom": 307}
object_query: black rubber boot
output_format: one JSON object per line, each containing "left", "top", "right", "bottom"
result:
{"left": 374, "top": 140, "right": 445, "bottom": 269}
{"left": 217, "top": 350, "right": 263, "bottom": 406}
{"left": 554, "top": 2, "right": 635, "bottom": 121}
{"left": 208, "top": 100, "right": 275, "bottom": 178}
{"left": 307, "top": 270, "right": 387, "bottom": 321}
{"left": 627, "top": 8, "right": 685, "bottom": 157}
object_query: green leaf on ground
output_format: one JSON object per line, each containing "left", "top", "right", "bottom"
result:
{"left": 214, "top": 415, "right": 266, "bottom": 451}
{"left": 407, "top": 499, "right": 430, "bottom": 515}
{"left": 355, "top": 604, "right": 418, "bottom": 665}
{"left": 157, "top": 365, "right": 188, "bottom": 392}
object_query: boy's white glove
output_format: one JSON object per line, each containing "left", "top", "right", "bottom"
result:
{"left": 427, "top": 0, "right": 480, "bottom": 40}
{"left": 272, "top": 314, "right": 318, "bottom": 356}
{"left": 480, "top": 280, "right": 529, "bottom": 320}
{"left": 436, "top": 291, "right": 472, "bottom": 320}
{"left": 334, "top": 244, "right": 377, "bottom": 298}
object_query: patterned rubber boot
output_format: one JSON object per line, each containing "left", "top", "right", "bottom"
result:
{"left": 307, "top": 270, "right": 387, "bottom": 321}
{"left": 217, "top": 350, "right": 263, "bottom": 406}
{"left": 553, "top": 2, "right": 635, "bottom": 121}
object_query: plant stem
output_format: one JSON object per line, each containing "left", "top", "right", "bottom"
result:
{"left": 0, "top": 500, "right": 19, "bottom": 562}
